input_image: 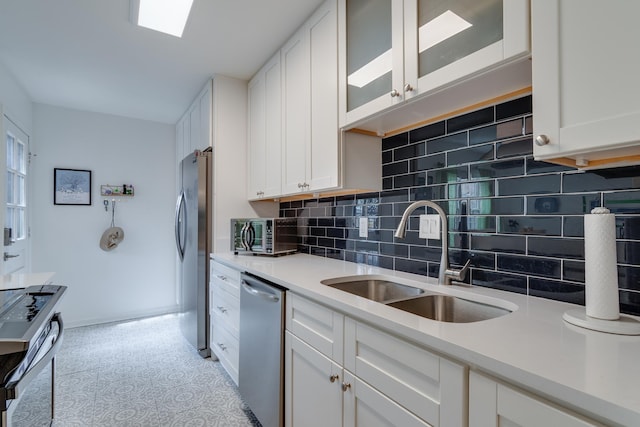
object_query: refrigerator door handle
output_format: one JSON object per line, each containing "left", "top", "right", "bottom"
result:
{"left": 174, "top": 190, "right": 186, "bottom": 261}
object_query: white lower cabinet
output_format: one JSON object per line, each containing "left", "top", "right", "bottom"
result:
{"left": 285, "top": 292, "right": 467, "bottom": 427}
{"left": 344, "top": 371, "right": 431, "bottom": 427}
{"left": 285, "top": 332, "right": 431, "bottom": 427}
{"left": 344, "top": 318, "right": 467, "bottom": 426}
{"left": 469, "top": 371, "right": 603, "bottom": 427}
{"left": 210, "top": 259, "right": 242, "bottom": 385}
{"left": 285, "top": 332, "right": 343, "bottom": 427}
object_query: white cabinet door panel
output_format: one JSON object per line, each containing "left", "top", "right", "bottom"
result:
{"left": 286, "top": 292, "right": 344, "bottom": 364}
{"left": 469, "top": 371, "right": 603, "bottom": 427}
{"left": 309, "top": 0, "right": 339, "bottom": 190}
{"left": 344, "top": 318, "right": 467, "bottom": 426}
{"left": 281, "top": 29, "right": 310, "bottom": 194}
{"left": 532, "top": 0, "right": 640, "bottom": 164}
{"left": 343, "top": 371, "right": 432, "bottom": 427}
{"left": 285, "top": 332, "right": 343, "bottom": 427}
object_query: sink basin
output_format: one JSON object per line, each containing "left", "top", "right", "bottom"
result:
{"left": 321, "top": 276, "right": 424, "bottom": 303}
{"left": 387, "top": 294, "right": 511, "bottom": 323}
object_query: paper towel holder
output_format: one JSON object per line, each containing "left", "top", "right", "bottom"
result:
{"left": 563, "top": 309, "right": 640, "bottom": 335}
{"left": 563, "top": 206, "right": 640, "bottom": 335}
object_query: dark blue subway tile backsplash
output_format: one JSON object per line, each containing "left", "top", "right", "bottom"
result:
{"left": 280, "top": 95, "right": 640, "bottom": 316}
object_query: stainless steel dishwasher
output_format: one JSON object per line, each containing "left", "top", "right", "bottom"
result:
{"left": 239, "top": 273, "right": 286, "bottom": 427}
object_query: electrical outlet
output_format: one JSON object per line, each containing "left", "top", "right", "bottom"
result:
{"left": 359, "top": 217, "right": 368, "bottom": 238}
{"left": 419, "top": 214, "right": 440, "bottom": 239}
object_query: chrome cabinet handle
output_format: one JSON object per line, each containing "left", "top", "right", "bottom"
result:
{"left": 535, "top": 135, "right": 550, "bottom": 146}
{"left": 329, "top": 374, "right": 339, "bottom": 383}
{"left": 390, "top": 89, "right": 400, "bottom": 98}
{"left": 216, "top": 306, "right": 227, "bottom": 313}
{"left": 216, "top": 275, "right": 227, "bottom": 281}
{"left": 217, "top": 343, "right": 227, "bottom": 351}
{"left": 341, "top": 382, "right": 351, "bottom": 392}
{"left": 403, "top": 83, "right": 413, "bottom": 92}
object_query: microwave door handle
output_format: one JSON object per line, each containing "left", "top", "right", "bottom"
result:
{"left": 240, "top": 222, "right": 250, "bottom": 250}
{"left": 246, "top": 223, "right": 255, "bottom": 250}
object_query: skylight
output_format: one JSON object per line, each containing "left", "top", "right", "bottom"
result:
{"left": 418, "top": 10, "right": 472, "bottom": 52}
{"left": 132, "top": 0, "right": 194, "bottom": 38}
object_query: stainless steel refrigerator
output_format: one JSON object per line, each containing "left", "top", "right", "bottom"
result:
{"left": 175, "top": 148, "right": 212, "bottom": 358}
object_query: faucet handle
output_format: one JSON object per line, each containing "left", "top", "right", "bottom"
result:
{"left": 445, "top": 259, "right": 472, "bottom": 282}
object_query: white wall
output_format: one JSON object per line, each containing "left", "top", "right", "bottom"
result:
{"left": 32, "top": 104, "right": 177, "bottom": 327}
{"left": 0, "top": 61, "right": 33, "bottom": 133}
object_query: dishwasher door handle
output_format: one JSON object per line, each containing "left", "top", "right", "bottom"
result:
{"left": 242, "top": 282, "right": 280, "bottom": 302}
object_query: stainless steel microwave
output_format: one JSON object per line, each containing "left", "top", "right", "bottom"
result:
{"left": 231, "top": 218, "right": 298, "bottom": 255}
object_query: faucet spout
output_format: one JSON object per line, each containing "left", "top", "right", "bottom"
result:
{"left": 394, "top": 200, "right": 469, "bottom": 285}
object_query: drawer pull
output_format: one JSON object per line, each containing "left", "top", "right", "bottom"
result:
{"left": 329, "top": 374, "right": 339, "bottom": 383}
{"left": 217, "top": 275, "right": 227, "bottom": 281}
{"left": 217, "top": 343, "right": 227, "bottom": 351}
{"left": 341, "top": 382, "right": 351, "bottom": 392}
{"left": 216, "top": 306, "right": 228, "bottom": 313}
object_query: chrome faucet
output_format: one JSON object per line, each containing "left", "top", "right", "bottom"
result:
{"left": 394, "top": 200, "right": 471, "bottom": 286}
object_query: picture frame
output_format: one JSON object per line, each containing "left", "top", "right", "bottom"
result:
{"left": 54, "top": 168, "right": 92, "bottom": 205}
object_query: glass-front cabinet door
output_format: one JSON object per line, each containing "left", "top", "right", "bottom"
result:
{"left": 339, "top": 0, "right": 529, "bottom": 129}
{"left": 339, "top": 0, "right": 404, "bottom": 126}
{"left": 404, "top": 0, "right": 529, "bottom": 99}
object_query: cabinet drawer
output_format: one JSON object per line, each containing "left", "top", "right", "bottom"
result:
{"left": 286, "top": 292, "right": 344, "bottom": 364}
{"left": 343, "top": 371, "right": 432, "bottom": 427}
{"left": 211, "top": 285, "right": 240, "bottom": 338}
{"left": 211, "top": 322, "right": 239, "bottom": 385}
{"left": 344, "top": 319, "right": 467, "bottom": 427}
{"left": 210, "top": 260, "right": 242, "bottom": 294}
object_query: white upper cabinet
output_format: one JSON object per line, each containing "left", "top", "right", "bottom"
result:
{"left": 281, "top": 22, "right": 311, "bottom": 195}
{"left": 339, "top": 0, "right": 530, "bottom": 132}
{"left": 273, "top": 0, "right": 381, "bottom": 199}
{"left": 532, "top": 0, "right": 640, "bottom": 169}
{"left": 248, "top": 53, "right": 282, "bottom": 200}
{"left": 176, "top": 81, "right": 213, "bottom": 162}
{"left": 282, "top": 0, "right": 341, "bottom": 195}
{"left": 339, "top": 0, "right": 400, "bottom": 126}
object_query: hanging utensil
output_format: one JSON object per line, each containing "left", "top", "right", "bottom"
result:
{"left": 99, "top": 199, "right": 125, "bottom": 251}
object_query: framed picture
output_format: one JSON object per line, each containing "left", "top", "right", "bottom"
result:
{"left": 54, "top": 168, "right": 92, "bottom": 205}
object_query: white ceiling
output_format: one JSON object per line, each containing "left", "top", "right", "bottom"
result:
{"left": 0, "top": 0, "right": 324, "bottom": 124}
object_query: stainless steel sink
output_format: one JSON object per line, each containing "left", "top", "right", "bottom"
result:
{"left": 387, "top": 294, "right": 511, "bottom": 323}
{"left": 321, "top": 276, "right": 424, "bottom": 303}
{"left": 322, "top": 275, "right": 513, "bottom": 323}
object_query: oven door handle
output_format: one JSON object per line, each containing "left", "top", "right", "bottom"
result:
{"left": 6, "top": 312, "right": 64, "bottom": 400}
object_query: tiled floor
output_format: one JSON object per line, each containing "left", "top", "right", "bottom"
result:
{"left": 50, "top": 314, "right": 260, "bottom": 426}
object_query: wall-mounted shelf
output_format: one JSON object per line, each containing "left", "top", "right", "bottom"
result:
{"left": 101, "top": 184, "right": 134, "bottom": 197}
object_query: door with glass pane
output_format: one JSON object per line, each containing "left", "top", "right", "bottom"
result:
{"left": 3, "top": 115, "right": 28, "bottom": 274}
{"left": 404, "top": 0, "right": 529, "bottom": 99}
{"left": 339, "top": 0, "right": 405, "bottom": 126}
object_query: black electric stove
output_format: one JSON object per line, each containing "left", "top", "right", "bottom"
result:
{"left": 0, "top": 284, "right": 66, "bottom": 426}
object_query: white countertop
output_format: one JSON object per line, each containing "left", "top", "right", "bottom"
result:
{"left": 0, "top": 272, "right": 55, "bottom": 290}
{"left": 213, "top": 252, "right": 640, "bottom": 426}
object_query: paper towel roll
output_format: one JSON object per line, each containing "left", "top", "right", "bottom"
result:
{"left": 584, "top": 207, "right": 620, "bottom": 320}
